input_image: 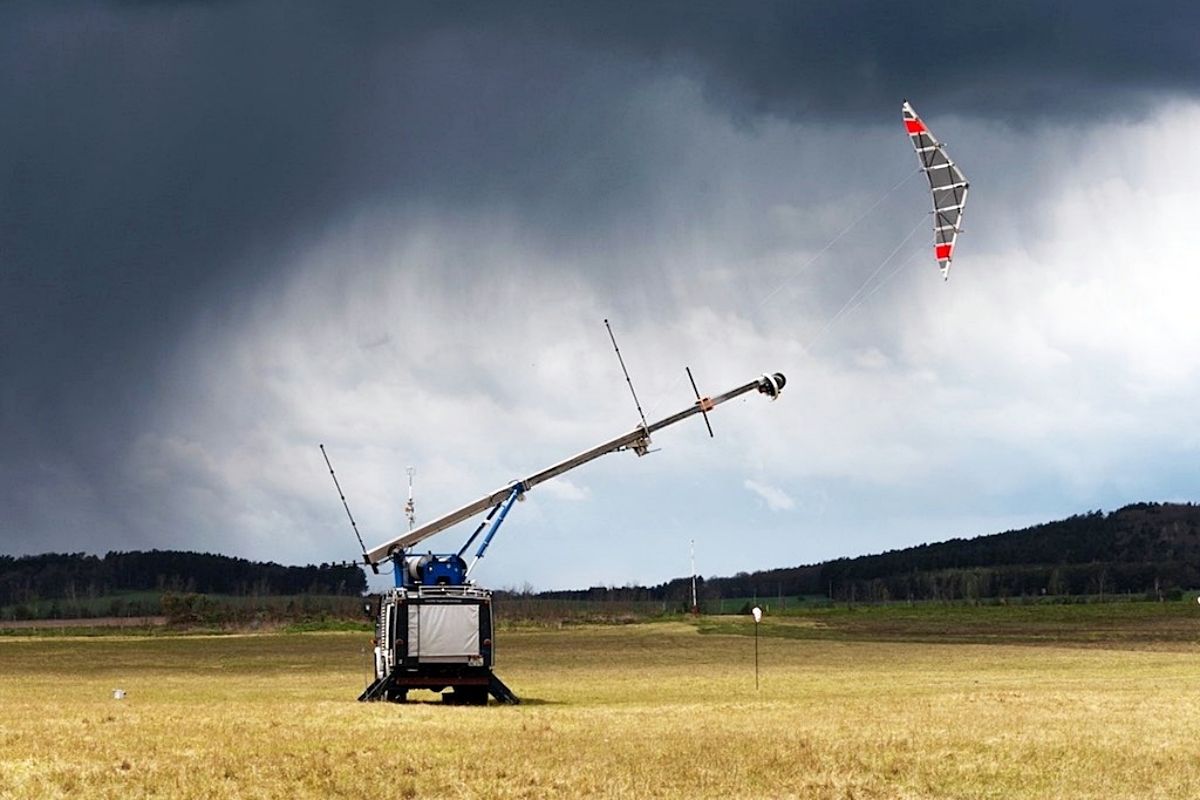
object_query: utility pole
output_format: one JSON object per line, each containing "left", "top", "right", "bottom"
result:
{"left": 690, "top": 539, "right": 698, "bottom": 615}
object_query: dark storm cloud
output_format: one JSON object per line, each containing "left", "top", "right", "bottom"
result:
{"left": 272, "top": 2, "right": 1200, "bottom": 121}
{"left": 325, "top": 1, "right": 1200, "bottom": 122}
{"left": 1, "top": 0, "right": 1197, "bottom": 554}
{"left": 531, "top": 1, "right": 1200, "bottom": 122}
{"left": 0, "top": 1, "right": 668, "bottom": 552}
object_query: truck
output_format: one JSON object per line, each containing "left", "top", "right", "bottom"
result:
{"left": 337, "top": 369, "right": 786, "bottom": 705}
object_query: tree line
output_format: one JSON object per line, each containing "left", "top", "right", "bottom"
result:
{"left": 0, "top": 550, "right": 367, "bottom": 607}
{"left": 6, "top": 503, "right": 1197, "bottom": 609}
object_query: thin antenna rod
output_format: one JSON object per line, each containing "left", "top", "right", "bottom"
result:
{"left": 404, "top": 466, "right": 416, "bottom": 532}
{"left": 320, "top": 444, "right": 368, "bottom": 558}
{"left": 604, "top": 319, "right": 649, "bottom": 433}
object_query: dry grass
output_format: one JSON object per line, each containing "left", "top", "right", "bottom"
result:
{"left": 1, "top": 618, "right": 1199, "bottom": 799}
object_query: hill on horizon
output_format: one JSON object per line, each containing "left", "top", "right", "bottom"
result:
{"left": 533, "top": 502, "right": 1200, "bottom": 605}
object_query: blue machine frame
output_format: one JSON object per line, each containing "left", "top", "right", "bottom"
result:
{"left": 398, "top": 483, "right": 525, "bottom": 588}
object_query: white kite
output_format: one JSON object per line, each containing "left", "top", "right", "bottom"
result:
{"left": 902, "top": 100, "right": 969, "bottom": 280}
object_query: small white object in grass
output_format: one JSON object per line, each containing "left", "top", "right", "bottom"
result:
{"left": 1196, "top": 596, "right": 1200, "bottom": 605}
{"left": 751, "top": 606, "right": 762, "bottom": 623}
{"left": 113, "top": 689, "right": 125, "bottom": 700}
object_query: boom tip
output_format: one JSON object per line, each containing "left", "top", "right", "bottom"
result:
{"left": 758, "top": 373, "right": 786, "bottom": 399}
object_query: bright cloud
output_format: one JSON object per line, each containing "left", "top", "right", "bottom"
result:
{"left": 744, "top": 479, "right": 796, "bottom": 511}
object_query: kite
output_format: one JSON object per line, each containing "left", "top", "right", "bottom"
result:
{"left": 902, "top": 100, "right": 968, "bottom": 280}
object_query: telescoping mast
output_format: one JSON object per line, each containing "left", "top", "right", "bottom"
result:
{"left": 340, "top": 368, "right": 786, "bottom": 705}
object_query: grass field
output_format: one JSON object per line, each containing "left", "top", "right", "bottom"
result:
{"left": 2, "top": 607, "right": 1199, "bottom": 799}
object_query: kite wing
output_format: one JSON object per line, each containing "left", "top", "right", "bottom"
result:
{"left": 902, "top": 100, "right": 968, "bottom": 280}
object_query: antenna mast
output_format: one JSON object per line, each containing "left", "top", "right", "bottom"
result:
{"left": 404, "top": 466, "right": 416, "bottom": 531}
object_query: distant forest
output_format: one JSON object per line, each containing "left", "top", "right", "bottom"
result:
{"left": 0, "top": 550, "right": 367, "bottom": 607}
{"left": 538, "top": 503, "right": 1200, "bottom": 604}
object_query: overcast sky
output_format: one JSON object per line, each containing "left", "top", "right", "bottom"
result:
{"left": 4, "top": 2, "right": 1200, "bottom": 590}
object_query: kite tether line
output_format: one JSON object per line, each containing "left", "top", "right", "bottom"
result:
{"left": 756, "top": 166, "right": 921, "bottom": 311}
{"left": 802, "top": 213, "right": 928, "bottom": 353}
{"left": 637, "top": 170, "right": 918, "bottom": 418}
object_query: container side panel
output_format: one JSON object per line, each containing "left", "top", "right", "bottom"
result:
{"left": 417, "top": 604, "right": 480, "bottom": 658}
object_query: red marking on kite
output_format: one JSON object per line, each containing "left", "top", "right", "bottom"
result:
{"left": 904, "top": 119, "right": 927, "bottom": 134}
{"left": 935, "top": 243, "right": 953, "bottom": 261}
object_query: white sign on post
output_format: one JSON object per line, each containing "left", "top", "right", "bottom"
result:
{"left": 750, "top": 606, "right": 762, "bottom": 690}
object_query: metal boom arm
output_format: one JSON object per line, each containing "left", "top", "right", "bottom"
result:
{"left": 363, "top": 371, "right": 785, "bottom": 566}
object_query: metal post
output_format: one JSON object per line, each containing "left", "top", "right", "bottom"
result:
{"left": 751, "top": 605, "right": 762, "bottom": 691}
